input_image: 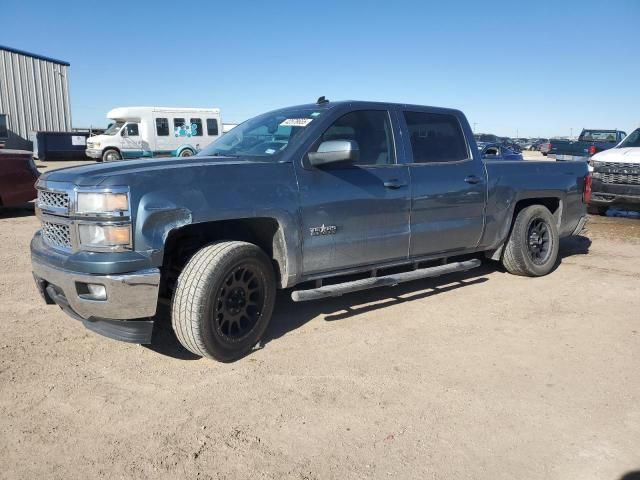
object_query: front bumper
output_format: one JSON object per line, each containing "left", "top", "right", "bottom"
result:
{"left": 32, "top": 256, "right": 160, "bottom": 343}
{"left": 590, "top": 180, "right": 640, "bottom": 206}
{"left": 85, "top": 148, "right": 102, "bottom": 159}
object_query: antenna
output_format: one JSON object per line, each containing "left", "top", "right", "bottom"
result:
{"left": 316, "top": 96, "right": 329, "bottom": 105}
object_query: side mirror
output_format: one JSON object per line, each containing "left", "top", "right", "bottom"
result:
{"left": 308, "top": 140, "right": 359, "bottom": 167}
{"left": 121, "top": 129, "right": 128, "bottom": 137}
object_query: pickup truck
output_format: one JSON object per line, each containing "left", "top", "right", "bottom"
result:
{"left": 551, "top": 129, "right": 627, "bottom": 162}
{"left": 588, "top": 127, "right": 640, "bottom": 214}
{"left": 31, "top": 99, "right": 590, "bottom": 362}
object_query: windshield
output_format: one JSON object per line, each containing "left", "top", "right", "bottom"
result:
{"left": 199, "top": 108, "right": 321, "bottom": 159}
{"left": 104, "top": 121, "right": 125, "bottom": 136}
{"left": 618, "top": 129, "right": 640, "bottom": 148}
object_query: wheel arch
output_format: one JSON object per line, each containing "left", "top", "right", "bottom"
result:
{"left": 487, "top": 196, "right": 562, "bottom": 261}
{"left": 158, "top": 217, "right": 293, "bottom": 297}
{"left": 175, "top": 145, "right": 196, "bottom": 157}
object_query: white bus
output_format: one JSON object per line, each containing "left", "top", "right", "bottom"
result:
{"left": 86, "top": 107, "right": 222, "bottom": 161}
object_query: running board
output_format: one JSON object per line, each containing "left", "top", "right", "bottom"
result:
{"left": 291, "top": 259, "right": 482, "bottom": 302}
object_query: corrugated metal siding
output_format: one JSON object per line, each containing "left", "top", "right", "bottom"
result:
{"left": 0, "top": 48, "right": 71, "bottom": 149}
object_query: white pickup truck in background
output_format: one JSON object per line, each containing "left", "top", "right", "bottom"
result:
{"left": 589, "top": 128, "right": 640, "bottom": 214}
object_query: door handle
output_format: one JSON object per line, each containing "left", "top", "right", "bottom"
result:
{"left": 383, "top": 179, "right": 407, "bottom": 189}
{"left": 464, "top": 175, "right": 481, "bottom": 184}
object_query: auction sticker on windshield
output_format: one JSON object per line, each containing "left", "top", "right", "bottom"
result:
{"left": 280, "top": 118, "right": 313, "bottom": 127}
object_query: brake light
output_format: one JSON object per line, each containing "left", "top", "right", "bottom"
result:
{"left": 584, "top": 174, "right": 592, "bottom": 204}
{"left": 588, "top": 145, "right": 597, "bottom": 156}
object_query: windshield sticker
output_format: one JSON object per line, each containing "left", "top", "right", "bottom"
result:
{"left": 265, "top": 148, "right": 276, "bottom": 155}
{"left": 280, "top": 118, "right": 313, "bottom": 127}
{"left": 310, "top": 112, "right": 321, "bottom": 117}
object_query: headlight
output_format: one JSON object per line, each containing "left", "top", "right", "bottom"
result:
{"left": 78, "top": 224, "right": 131, "bottom": 249}
{"left": 89, "top": 142, "right": 100, "bottom": 148}
{"left": 76, "top": 191, "right": 129, "bottom": 216}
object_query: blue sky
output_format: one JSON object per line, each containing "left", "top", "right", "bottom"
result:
{"left": 3, "top": 0, "right": 639, "bottom": 137}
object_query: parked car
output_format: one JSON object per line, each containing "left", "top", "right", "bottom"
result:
{"left": 588, "top": 127, "right": 640, "bottom": 214}
{"left": 0, "top": 149, "right": 39, "bottom": 206}
{"left": 85, "top": 107, "right": 223, "bottom": 162}
{"left": 550, "top": 129, "right": 627, "bottom": 161}
{"left": 31, "top": 99, "right": 590, "bottom": 361}
{"left": 478, "top": 143, "right": 523, "bottom": 160}
{"left": 539, "top": 141, "right": 551, "bottom": 156}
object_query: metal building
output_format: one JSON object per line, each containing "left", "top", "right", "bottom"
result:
{"left": 0, "top": 45, "right": 72, "bottom": 150}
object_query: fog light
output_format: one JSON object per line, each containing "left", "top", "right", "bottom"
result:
{"left": 77, "top": 282, "right": 107, "bottom": 300}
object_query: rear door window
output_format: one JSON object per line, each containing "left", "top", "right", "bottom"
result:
{"left": 403, "top": 111, "right": 469, "bottom": 163}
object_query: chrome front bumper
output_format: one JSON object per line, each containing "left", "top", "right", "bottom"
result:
{"left": 32, "top": 258, "right": 160, "bottom": 321}
{"left": 85, "top": 148, "right": 102, "bottom": 159}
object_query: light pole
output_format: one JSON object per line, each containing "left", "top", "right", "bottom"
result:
{"left": 473, "top": 122, "right": 477, "bottom": 133}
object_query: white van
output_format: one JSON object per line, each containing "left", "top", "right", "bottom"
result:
{"left": 86, "top": 107, "right": 222, "bottom": 161}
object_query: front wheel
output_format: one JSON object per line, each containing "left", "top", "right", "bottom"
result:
{"left": 502, "top": 205, "right": 559, "bottom": 277}
{"left": 179, "top": 149, "right": 194, "bottom": 157}
{"left": 171, "top": 241, "right": 276, "bottom": 362}
{"left": 102, "top": 149, "right": 121, "bottom": 162}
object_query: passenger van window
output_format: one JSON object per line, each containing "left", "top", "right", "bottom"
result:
{"left": 125, "top": 123, "right": 139, "bottom": 136}
{"left": 173, "top": 118, "right": 186, "bottom": 129}
{"left": 316, "top": 110, "right": 395, "bottom": 166}
{"left": 206, "top": 118, "right": 219, "bottom": 136}
{"left": 190, "top": 118, "right": 203, "bottom": 136}
{"left": 156, "top": 118, "right": 169, "bottom": 136}
{"left": 403, "top": 111, "right": 469, "bottom": 163}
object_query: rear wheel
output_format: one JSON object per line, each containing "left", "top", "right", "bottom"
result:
{"left": 171, "top": 241, "right": 276, "bottom": 362}
{"left": 179, "top": 149, "right": 194, "bottom": 157}
{"left": 102, "top": 149, "right": 121, "bottom": 162}
{"left": 502, "top": 205, "right": 559, "bottom": 277}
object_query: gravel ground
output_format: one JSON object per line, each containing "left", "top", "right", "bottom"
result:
{"left": 0, "top": 159, "right": 638, "bottom": 480}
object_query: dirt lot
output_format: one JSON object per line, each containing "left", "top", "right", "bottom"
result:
{"left": 1, "top": 159, "right": 639, "bottom": 480}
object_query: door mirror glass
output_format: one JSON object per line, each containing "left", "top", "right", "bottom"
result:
{"left": 308, "top": 140, "right": 360, "bottom": 167}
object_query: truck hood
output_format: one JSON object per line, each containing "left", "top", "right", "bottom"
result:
{"left": 41, "top": 156, "right": 269, "bottom": 187}
{"left": 85, "top": 134, "right": 109, "bottom": 145}
{"left": 592, "top": 147, "right": 640, "bottom": 164}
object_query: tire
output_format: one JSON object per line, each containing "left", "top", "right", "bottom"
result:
{"left": 587, "top": 205, "right": 608, "bottom": 216}
{"left": 502, "top": 205, "right": 559, "bottom": 277}
{"left": 102, "top": 149, "right": 121, "bottom": 162}
{"left": 179, "top": 149, "right": 194, "bottom": 157}
{"left": 171, "top": 241, "right": 276, "bottom": 362}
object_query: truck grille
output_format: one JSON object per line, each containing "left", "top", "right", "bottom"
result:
{"left": 41, "top": 220, "right": 72, "bottom": 250}
{"left": 37, "top": 189, "right": 70, "bottom": 213}
{"left": 596, "top": 173, "right": 640, "bottom": 185}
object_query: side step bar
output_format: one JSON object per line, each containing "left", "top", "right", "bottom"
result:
{"left": 291, "top": 259, "right": 482, "bottom": 302}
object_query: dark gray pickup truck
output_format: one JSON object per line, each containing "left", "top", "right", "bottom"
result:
{"left": 31, "top": 100, "right": 590, "bottom": 361}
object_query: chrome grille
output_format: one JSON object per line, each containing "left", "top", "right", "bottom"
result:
{"left": 42, "top": 221, "right": 72, "bottom": 250}
{"left": 596, "top": 161, "right": 639, "bottom": 170}
{"left": 37, "top": 189, "right": 70, "bottom": 212}
{"left": 596, "top": 172, "right": 640, "bottom": 185}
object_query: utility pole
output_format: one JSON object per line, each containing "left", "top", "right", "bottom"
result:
{"left": 570, "top": 128, "right": 573, "bottom": 139}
